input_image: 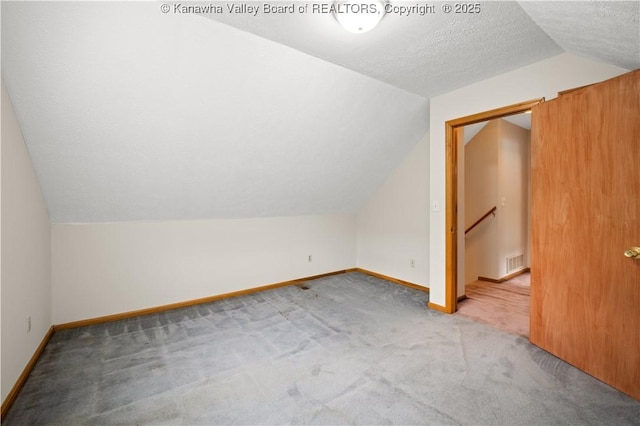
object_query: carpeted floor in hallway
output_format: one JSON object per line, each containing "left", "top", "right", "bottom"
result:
{"left": 456, "top": 272, "right": 531, "bottom": 337}
{"left": 4, "top": 272, "right": 639, "bottom": 425}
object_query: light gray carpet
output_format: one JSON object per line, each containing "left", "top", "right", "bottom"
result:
{"left": 5, "top": 272, "right": 639, "bottom": 425}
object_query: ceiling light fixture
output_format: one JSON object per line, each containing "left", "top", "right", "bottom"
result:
{"left": 334, "top": 0, "right": 386, "bottom": 34}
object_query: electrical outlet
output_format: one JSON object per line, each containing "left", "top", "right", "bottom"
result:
{"left": 27, "top": 316, "right": 31, "bottom": 333}
{"left": 308, "top": 255, "right": 312, "bottom": 263}
{"left": 410, "top": 259, "right": 415, "bottom": 268}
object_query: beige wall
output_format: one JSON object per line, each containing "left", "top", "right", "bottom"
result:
{"left": 356, "top": 133, "right": 429, "bottom": 286}
{"left": 429, "top": 53, "right": 627, "bottom": 306}
{"left": 1, "top": 81, "right": 52, "bottom": 402}
{"left": 52, "top": 214, "right": 356, "bottom": 324}
{"left": 464, "top": 121, "right": 500, "bottom": 283}
{"left": 498, "top": 120, "right": 531, "bottom": 276}
{"left": 464, "top": 119, "right": 530, "bottom": 285}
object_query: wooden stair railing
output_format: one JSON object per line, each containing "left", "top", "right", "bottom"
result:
{"left": 465, "top": 206, "right": 497, "bottom": 235}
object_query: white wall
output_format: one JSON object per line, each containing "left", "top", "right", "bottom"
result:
{"left": 1, "top": 81, "right": 52, "bottom": 402}
{"left": 52, "top": 214, "right": 356, "bottom": 324}
{"left": 356, "top": 133, "right": 429, "bottom": 286}
{"left": 429, "top": 53, "right": 627, "bottom": 307}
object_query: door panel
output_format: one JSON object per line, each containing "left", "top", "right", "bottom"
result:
{"left": 530, "top": 70, "right": 640, "bottom": 400}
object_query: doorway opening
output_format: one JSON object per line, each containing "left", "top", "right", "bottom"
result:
{"left": 443, "top": 99, "right": 544, "bottom": 315}
{"left": 455, "top": 112, "right": 532, "bottom": 337}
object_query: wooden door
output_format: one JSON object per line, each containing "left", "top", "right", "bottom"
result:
{"left": 530, "top": 70, "right": 640, "bottom": 400}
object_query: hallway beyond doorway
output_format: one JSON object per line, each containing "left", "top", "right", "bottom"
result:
{"left": 456, "top": 273, "right": 530, "bottom": 337}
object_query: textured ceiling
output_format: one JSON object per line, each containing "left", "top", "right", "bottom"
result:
{"left": 205, "top": 1, "right": 564, "bottom": 98}
{"left": 519, "top": 1, "right": 640, "bottom": 70}
{"left": 204, "top": 1, "right": 639, "bottom": 99}
{"left": 2, "top": 1, "right": 638, "bottom": 223}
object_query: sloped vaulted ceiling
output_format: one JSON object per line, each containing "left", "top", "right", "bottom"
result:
{"left": 2, "top": 1, "right": 638, "bottom": 223}
{"left": 2, "top": 1, "right": 428, "bottom": 222}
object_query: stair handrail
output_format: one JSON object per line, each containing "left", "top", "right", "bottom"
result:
{"left": 465, "top": 206, "right": 497, "bottom": 235}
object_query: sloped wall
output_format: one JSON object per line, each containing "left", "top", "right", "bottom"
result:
{"left": 2, "top": 1, "right": 429, "bottom": 224}
{"left": 1, "top": 81, "right": 52, "bottom": 402}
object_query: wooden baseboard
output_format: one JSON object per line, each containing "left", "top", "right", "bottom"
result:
{"left": 457, "top": 295, "right": 467, "bottom": 302}
{"left": 56, "top": 268, "right": 427, "bottom": 330}
{"left": 478, "top": 267, "right": 530, "bottom": 284}
{"left": 1, "top": 326, "right": 55, "bottom": 420}
{"left": 477, "top": 276, "right": 502, "bottom": 283}
{"left": 427, "top": 302, "right": 449, "bottom": 313}
{"left": 354, "top": 268, "right": 429, "bottom": 293}
{"left": 55, "top": 269, "right": 354, "bottom": 330}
